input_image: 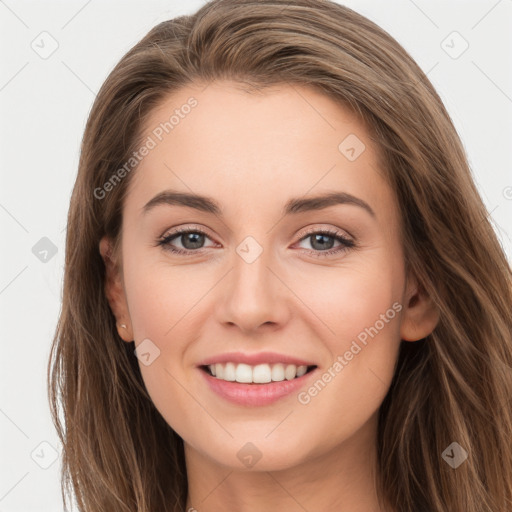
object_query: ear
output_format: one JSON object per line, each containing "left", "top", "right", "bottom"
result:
{"left": 99, "top": 235, "right": 134, "bottom": 342}
{"left": 400, "top": 273, "right": 440, "bottom": 342}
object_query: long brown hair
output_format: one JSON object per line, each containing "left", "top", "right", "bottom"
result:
{"left": 48, "top": 1, "right": 512, "bottom": 510}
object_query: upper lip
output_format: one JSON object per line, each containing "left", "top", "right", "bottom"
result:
{"left": 197, "top": 351, "right": 317, "bottom": 368}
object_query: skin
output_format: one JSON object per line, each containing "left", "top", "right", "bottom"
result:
{"left": 100, "top": 80, "right": 439, "bottom": 512}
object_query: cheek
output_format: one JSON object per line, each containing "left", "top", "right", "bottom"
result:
{"left": 333, "top": 273, "right": 399, "bottom": 348}
{"left": 288, "top": 274, "right": 402, "bottom": 452}
{"left": 124, "top": 254, "right": 206, "bottom": 342}
{"left": 290, "top": 254, "right": 403, "bottom": 410}
{"left": 121, "top": 257, "right": 207, "bottom": 431}
{"left": 292, "top": 253, "right": 402, "bottom": 348}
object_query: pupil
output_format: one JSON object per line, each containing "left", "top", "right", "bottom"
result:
{"left": 311, "top": 234, "right": 334, "bottom": 251}
{"left": 182, "top": 232, "right": 204, "bottom": 250}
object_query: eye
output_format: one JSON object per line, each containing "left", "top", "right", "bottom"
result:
{"left": 156, "top": 225, "right": 355, "bottom": 258}
{"left": 157, "top": 226, "right": 216, "bottom": 255}
{"left": 295, "top": 228, "right": 355, "bottom": 258}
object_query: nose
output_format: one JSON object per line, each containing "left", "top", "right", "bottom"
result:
{"left": 216, "top": 240, "right": 291, "bottom": 334}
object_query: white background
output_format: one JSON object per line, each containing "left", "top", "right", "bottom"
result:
{"left": 1, "top": 0, "right": 511, "bottom": 510}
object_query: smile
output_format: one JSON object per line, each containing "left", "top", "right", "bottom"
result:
{"left": 202, "top": 362, "right": 316, "bottom": 383}
{"left": 199, "top": 364, "right": 318, "bottom": 407}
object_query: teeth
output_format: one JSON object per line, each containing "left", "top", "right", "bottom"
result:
{"left": 236, "top": 363, "right": 253, "bottom": 383}
{"left": 284, "top": 364, "right": 297, "bottom": 380}
{"left": 214, "top": 363, "right": 223, "bottom": 379}
{"left": 207, "top": 363, "right": 310, "bottom": 383}
{"left": 296, "top": 365, "right": 307, "bottom": 377}
{"left": 253, "top": 364, "right": 272, "bottom": 383}
{"left": 271, "top": 363, "right": 285, "bottom": 381}
{"left": 223, "top": 362, "right": 236, "bottom": 381}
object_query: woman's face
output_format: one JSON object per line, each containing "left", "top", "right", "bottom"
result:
{"left": 101, "top": 80, "right": 437, "bottom": 471}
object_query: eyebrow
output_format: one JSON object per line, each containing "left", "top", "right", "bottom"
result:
{"left": 142, "top": 190, "right": 376, "bottom": 218}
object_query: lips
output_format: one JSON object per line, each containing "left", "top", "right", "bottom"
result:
{"left": 196, "top": 351, "right": 317, "bottom": 367}
{"left": 196, "top": 351, "right": 319, "bottom": 406}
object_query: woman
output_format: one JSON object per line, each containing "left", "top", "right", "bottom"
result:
{"left": 48, "top": 1, "right": 512, "bottom": 511}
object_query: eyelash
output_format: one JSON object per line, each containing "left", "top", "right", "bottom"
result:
{"left": 156, "top": 226, "right": 355, "bottom": 258}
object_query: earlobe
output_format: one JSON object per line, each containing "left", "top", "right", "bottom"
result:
{"left": 400, "top": 276, "right": 440, "bottom": 342}
{"left": 116, "top": 322, "right": 133, "bottom": 342}
{"left": 99, "top": 236, "right": 134, "bottom": 342}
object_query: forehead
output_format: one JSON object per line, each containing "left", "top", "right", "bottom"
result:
{"left": 125, "top": 80, "right": 394, "bottom": 224}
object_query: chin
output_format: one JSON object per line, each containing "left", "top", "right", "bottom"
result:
{"left": 198, "top": 436, "right": 315, "bottom": 473}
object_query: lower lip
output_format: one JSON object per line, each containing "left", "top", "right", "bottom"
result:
{"left": 199, "top": 367, "right": 317, "bottom": 406}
